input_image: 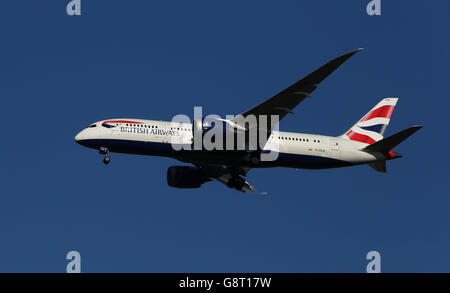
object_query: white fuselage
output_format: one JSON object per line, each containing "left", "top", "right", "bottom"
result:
{"left": 75, "top": 118, "right": 385, "bottom": 169}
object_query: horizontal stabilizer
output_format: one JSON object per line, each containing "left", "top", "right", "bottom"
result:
{"left": 364, "top": 126, "right": 423, "bottom": 153}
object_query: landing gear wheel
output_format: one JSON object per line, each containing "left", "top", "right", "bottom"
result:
{"left": 227, "top": 176, "right": 246, "bottom": 191}
{"left": 103, "top": 156, "right": 110, "bottom": 165}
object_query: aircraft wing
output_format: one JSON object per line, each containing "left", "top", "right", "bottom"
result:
{"left": 232, "top": 49, "right": 363, "bottom": 133}
{"left": 195, "top": 164, "right": 261, "bottom": 193}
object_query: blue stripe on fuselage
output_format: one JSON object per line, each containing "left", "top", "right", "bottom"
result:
{"left": 76, "top": 138, "right": 352, "bottom": 169}
{"left": 275, "top": 152, "right": 351, "bottom": 169}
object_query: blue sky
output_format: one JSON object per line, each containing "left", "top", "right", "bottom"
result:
{"left": 0, "top": 1, "right": 448, "bottom": 272}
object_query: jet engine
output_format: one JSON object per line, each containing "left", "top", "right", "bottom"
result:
{"left": 167, "top": 166, "right": 211, "bottom": 189}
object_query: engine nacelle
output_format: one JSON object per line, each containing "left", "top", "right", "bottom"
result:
{"left": 167, "top": 166, "right": 210, "bottom": 189}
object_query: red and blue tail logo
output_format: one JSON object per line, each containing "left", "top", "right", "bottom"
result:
{"left": 341, "top": 98, "right": 398, "bottom": 144}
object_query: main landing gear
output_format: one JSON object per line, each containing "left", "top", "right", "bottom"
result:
{"left": 226, "top": 167, "right": 246, "bottom": 191}
{"left": 226, "top": 176, "right": 246, "bottom": 191}
{"left": 99, "top": 147, "right": 110, "bottom": 165}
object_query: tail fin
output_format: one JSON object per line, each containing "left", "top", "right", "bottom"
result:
{"left": 340, "top": 98, "right": 398, "bottom": 144}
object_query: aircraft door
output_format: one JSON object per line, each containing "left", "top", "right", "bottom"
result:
{"left": 110, "top": 124, "right": 119, "bottom": 136}
{"left": 331, "top": 139, "right": 339, "bottom": 151}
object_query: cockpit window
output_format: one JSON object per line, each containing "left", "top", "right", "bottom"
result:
{"left": 88, "top": 124, "right": 97, "bottom": 128}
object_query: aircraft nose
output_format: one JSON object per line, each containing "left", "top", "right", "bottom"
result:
{"left": 74, "top": 131, "right": 84, "bottom": 144}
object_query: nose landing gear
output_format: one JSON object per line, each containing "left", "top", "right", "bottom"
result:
{"left": 103, "top": 156, "right": 110, "bottom": 165}
{"left": 99, "top": 147, "right": 110, "bottom": 165}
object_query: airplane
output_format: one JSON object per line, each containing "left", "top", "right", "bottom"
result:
{"left": 74, "top": 49, "right": 422, "bottom": 193}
